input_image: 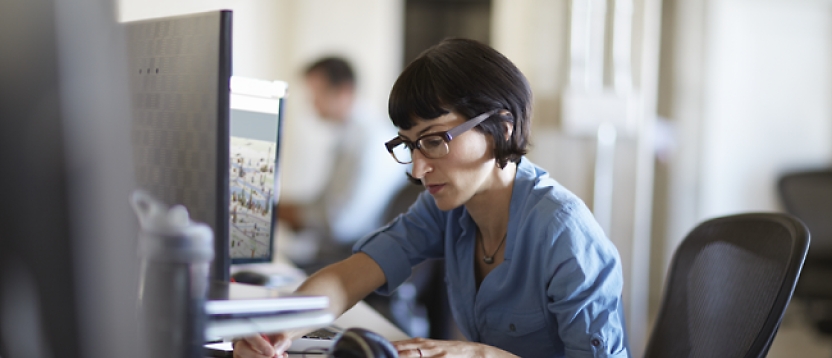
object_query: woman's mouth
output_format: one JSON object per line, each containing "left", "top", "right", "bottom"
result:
{"left": 426, "top": 184, "right": 445, "bottom": 195}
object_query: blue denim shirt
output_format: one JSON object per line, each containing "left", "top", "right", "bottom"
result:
{"left": 354, "top": 158, "right": 629, "bottom": 358}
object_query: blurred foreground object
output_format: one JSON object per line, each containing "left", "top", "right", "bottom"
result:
{"left": 132, "top": 191, "right": 214, "bottom": 358}
{"left": 0, "top": 0, "right": 142, "bottom": 357}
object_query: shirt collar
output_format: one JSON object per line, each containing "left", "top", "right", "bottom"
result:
{"left": 504, "top": 157, "right": 537, "bottom": 258}
{"left": 456, "top": 157, "right": 537, "bottom": 259}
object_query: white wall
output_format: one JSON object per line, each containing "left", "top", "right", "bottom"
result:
{"left": 699, "top": 0, "right": 832, "bottom": 218}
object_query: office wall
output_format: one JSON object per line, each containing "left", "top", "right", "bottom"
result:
{"left": 699, "top": 0, "right": 832, "bottom": 217}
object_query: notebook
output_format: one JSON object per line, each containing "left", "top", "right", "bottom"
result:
{"left": 207, "top": 281, "right": 328, "bottom": 317}
{"left": 205, "top": 281, "right": 333, "bottom": 340}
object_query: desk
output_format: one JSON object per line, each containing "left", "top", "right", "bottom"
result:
{"left": 229, "top": 260, "right": 409, "bottom": 357}
{"left": 334, "top": 300, "right": 408, "bottom": 341}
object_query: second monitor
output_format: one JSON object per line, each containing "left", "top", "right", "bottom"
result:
{"left": 228, "top": 77, "right": 286, "bottom": 264}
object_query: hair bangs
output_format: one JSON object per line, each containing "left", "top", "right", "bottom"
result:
{"left": 388, "top": 57, "right": 450, "bottom": 130}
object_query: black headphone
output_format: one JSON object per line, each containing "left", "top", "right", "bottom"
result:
{"left": 328, "top": 328, "right": 397, "bottom": 358}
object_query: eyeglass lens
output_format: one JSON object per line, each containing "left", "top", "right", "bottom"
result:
{"left": 390, "top": 135, "right": 449, "bottom": 164}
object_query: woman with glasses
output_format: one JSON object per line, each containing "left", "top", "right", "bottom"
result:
{"left": 234, "top": 38, "right": 629, "bottom": 358}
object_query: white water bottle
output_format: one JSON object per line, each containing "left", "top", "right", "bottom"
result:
{"left": 131, "top": 191, "right": 214, "bottom": 358}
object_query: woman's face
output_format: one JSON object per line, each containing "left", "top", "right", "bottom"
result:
{"left": 399, "top": 111, "right": 497, "bottom": 211}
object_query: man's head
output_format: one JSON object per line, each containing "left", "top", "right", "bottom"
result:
{"left": 304, "top": 57, "right": 356, "bottom": 123}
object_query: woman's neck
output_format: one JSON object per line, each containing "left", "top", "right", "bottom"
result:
{"left": 465, "top": 161, "right": 517, "bottom": 242}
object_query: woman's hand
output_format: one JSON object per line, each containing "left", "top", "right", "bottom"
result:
{"left": 393, "top": 338, "right": 518, "bottom": 358}
{"left": 232, "top": 332, "right": 293, "bottom": 358}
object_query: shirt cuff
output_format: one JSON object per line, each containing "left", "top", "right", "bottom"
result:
{"left": 564, "top": 348, "right": 629, "bottom": 358}
{"left": 352, "top": 230, "right": 412, "bottom": 295}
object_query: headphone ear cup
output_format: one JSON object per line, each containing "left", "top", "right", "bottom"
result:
{"left": 328, "top": 328, "right": 397, "bottom": 358}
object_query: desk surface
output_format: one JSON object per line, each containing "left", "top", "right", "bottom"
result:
{"left": 230, "top": 260, "right": 409, "bottom": 357}
{"left": 334, "top": 299, "right": 409, "bottom": 341}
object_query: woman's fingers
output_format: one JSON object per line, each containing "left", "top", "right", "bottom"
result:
{"left": 393, "top": 337, "right": 426, "bottom": 349}
{"left": 238, "top": 335, "right": 276, "bottom": 357}
{"left": 395, "top": 347, "right": 424, "bottom": 358}
{"left": 392, "top": 338, "right": 486, "bottom": 358}
{"left": 393, "top": 338, "right": 429, "bottom": 357}
{"left": 266, "top": 333, "right": 293, "bottom": 354}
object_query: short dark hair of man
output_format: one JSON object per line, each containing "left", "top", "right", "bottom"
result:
{"left": 388, "top": 38, "right": 532, "bottom": 169}
{"left": 305, "top": 57, "right": 356, "bottom": 88}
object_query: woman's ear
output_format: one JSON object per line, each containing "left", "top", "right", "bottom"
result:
{"left": 502, "top": 121, "right": 513, "bottom": 142}
{"left": 498, "top": 110, "right": 513, "bottom": 141}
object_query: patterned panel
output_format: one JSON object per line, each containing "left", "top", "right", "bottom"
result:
{"left": 126, "top": 12, "right": 224, "bottom": 237}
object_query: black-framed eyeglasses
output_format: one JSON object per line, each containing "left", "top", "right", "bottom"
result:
{"left": 384, "top": 109, "right": 499, "bottom": 164}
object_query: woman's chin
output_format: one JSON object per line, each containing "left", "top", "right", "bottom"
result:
{"left": 430, "top": 193, "right": 464, "bottom": 211}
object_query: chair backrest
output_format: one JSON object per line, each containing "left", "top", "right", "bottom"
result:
{"left": 644, "top": 213, "right": 809, "bottom": 358}
{"left": 778, "top": 170, "right": 832, "bottom": 258}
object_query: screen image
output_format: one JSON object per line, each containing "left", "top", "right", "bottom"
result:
{"left": 229, "top": 136, "right": 276, "bottom": 259}
{"left": 227, "top": 97, "right": 282, "bottom": 263}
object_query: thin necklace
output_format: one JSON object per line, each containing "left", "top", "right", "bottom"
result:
{"left": 478, "top": 231, "right": 507, "bottom": 265}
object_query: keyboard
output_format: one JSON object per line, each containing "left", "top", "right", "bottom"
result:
{"left": 288, "top": 326, "right": 342, "bottom": 354}
{"left": 204, "top": 326, "right": 342, "bottom": 357}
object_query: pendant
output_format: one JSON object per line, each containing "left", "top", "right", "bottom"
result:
{"left": 483, "top": 256, "right": 494, "bottom": 264}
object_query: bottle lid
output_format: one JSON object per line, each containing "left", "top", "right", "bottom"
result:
{"left": 131, "top": 191, "right": 214, "bottom": 262}
{"left": 131, "top": 190, "right": 200, "bottom": 235}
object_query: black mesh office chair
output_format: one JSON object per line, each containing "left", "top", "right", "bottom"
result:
{"left": 644, "top": 213, "right": 809, "bottom": 358}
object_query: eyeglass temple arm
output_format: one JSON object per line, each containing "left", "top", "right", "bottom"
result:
{"left": 445, "top": 109, "right": 499, "bottom": 140}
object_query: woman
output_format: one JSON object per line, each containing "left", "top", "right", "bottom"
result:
{"left": 235, "top": 38, "right": 629, "bottom": 358}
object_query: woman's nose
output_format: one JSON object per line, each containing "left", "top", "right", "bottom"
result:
{"left": 409, "top": 150, "right": 432, "bottom": 179}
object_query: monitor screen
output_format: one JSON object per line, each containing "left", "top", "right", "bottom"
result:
{"left": 228, "top": 77, "right": 286, "bottom": 264}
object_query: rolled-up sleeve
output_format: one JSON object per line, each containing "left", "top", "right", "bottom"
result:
{"left": 545, "top": 205, "right": 629, "bottom": 358}
{"left": 353, "top": 191, "right": 446, "bottom": 295}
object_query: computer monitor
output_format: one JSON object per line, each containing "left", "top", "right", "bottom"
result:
{"left": 228, "top": 77, "right": 286, "bottom": 264}
{"left": 126, "top": 10, "right": 233, "bottom": 281}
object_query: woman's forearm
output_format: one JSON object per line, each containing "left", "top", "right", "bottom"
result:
{"left": 294, "top": 252, "right": 387, "bottom": 317}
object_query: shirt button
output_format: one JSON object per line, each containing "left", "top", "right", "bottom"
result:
{"left": 591, "top": 338, "right": 601, "bottom": 347}
{"left": 509, "top": 323, "right": 516, "bottom": 332}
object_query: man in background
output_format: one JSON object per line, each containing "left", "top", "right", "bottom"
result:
{"left": 278, "top": 57, "right": 407, "bottom": 272}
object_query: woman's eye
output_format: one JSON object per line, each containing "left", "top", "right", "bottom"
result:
{"left": 422, "top": 137, "right": 445, "bottom": 149}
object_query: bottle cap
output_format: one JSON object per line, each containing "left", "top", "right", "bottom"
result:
{"left": 131, "top": 190, "right": 214, "bottom": 262}
{"left": 131, "top": 190, "right": 195, "bottom": 234}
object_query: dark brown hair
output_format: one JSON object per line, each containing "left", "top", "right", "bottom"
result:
{"left": 388, "top": 38, "right": 532, "bottom": 169}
